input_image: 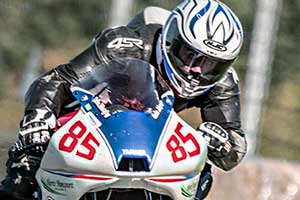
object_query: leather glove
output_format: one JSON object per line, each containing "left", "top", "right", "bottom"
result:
{"left": 15, "top": 109, "right": 56, "bottom": 154}
{"left": 198, "top": 122, "right": 233, "bottom": 158}
{"left": 2, "top": 110, "right": 56, "bottom": 200}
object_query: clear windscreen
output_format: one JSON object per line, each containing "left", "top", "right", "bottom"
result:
{"left": 73, "top": 58, "right": 172, "bottom": 115}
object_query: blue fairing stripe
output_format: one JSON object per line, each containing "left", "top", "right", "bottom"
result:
{"left": 96, "top": 94, "right": 173, "bottom": 169}
{"left": 72, "top": 85, "right": 174, "bottom": 170}
{"left": 72, "top": 88, "right": 105, "bottom": 121}
{"left": 99, "top": 106, "right": 171, "bottom": 169}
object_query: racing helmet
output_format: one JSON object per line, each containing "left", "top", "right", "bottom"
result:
{"left": 159, "top": 0, "right": 243, "bottom": 98}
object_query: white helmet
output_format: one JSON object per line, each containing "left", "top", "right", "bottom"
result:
{"left": 159, "top": 0, "right": 243, "bottom": 98}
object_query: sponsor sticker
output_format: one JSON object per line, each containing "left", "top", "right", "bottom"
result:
{"left": 41, "top": 177, "right": 74, "bottom": 196}
{"left": 84, "top": 103, "right": 92, "bottom": 111}
{"left": 122, "top": 149, "right": 146, "bottom": 155}
{"left": 86, "top": 111, "right": 102, "bottom": 127}
{"left": 180, "top": 181, "right": 198, "bottom": 198}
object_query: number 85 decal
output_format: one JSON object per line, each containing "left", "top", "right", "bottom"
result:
{"left": 166, "top": 122, "right": 200, "bottom": 163}
{"left": 59, "top": 120, "right": 100, "bottom": 160}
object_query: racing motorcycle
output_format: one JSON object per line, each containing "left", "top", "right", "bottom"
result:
{"left": 36, "top": 58, "right": 208, "bottom": 200}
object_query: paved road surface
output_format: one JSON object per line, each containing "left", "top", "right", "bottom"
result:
{"left": 207, "top": 158, "right": 300, "bottom": 200}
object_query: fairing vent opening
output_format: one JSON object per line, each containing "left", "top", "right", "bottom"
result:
{"left": 117, "top": 158, "right": 150, "bottom": 172}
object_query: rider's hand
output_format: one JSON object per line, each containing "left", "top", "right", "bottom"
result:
{"left": 15, "top": 109, "right": 56, "bottom": 155}
{"left": 198, "top": 122, "right": 233, "bottom": 158}
{"left": 2, "top": 110, "right": 56, "bottom": 199}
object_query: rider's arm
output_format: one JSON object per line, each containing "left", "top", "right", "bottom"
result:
{"left": 199, "top": 68, "right": 247, "bottom": 171}
{"left": 24, "top": 35, "right": 103, "bottom": 117}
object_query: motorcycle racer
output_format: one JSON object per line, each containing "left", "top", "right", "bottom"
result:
{"left": 0, "top": 0, "right": 247, "bottom": 199}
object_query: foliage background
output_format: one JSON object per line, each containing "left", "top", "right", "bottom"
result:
{"left": 0, "top": 0, "right": 300, "bottom": 161}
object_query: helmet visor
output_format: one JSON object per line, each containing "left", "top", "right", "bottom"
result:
{"left": 165, "top": 18, "right": 234, "bottom": 87}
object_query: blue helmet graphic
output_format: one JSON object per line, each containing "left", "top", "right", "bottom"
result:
{"left": 159, "top": 0, "right": 243, "bottom": 98}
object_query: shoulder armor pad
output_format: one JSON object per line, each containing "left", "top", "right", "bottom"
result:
{"left": 143, "top": 7, "right": 171, "bottom": 25}
{"left": 210, "top": 67, "right": 240, "bottom": 99}
{"left": 128, "top": 6, "right": 171, "bottom": 28}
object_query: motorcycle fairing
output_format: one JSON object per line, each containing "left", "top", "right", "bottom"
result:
{"left": 71, "top": 86, "right": 174, "bottom": 170}
{"left": 36, "top": 59, "right": 208, "bottom": 199}
{"left": 36, "top": 107, "right": 207, "bottom": 200}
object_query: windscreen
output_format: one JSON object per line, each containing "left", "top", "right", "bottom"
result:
{"left": 73, "top": 58, "right": 171, "bottom": 115}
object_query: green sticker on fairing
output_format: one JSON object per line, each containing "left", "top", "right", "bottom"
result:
{"left": 180, "top": 182, "right": 198, "bottom": 198}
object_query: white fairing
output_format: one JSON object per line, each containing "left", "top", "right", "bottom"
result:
{"left": 36, "top": 109, "right": 207, "bottom": 200}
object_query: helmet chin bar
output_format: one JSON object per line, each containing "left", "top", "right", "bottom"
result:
{"left": 161, "top": 43, "right": 214, "bottom": 98}
{"left": 180, "top": 77, "right": 199, "bottom": 98}
{"left": 180, "top": 79, "right": 205, "bottom": 98}
{"left": 163, "top": 67, "right": 213, "bottom": 99}
{"left": 180, "top": 74, "right": 217, "bottom": 98}
{"left": 180, "top": 85, "right": 194, "bottom": 98}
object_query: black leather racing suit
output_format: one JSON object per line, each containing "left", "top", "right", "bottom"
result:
{"left": 23, "top": 7, "right": 247, "bottom": 171}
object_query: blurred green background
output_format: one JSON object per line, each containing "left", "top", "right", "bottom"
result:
{"left": 0, "top": 0, "right": 299, "bottom": 162}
